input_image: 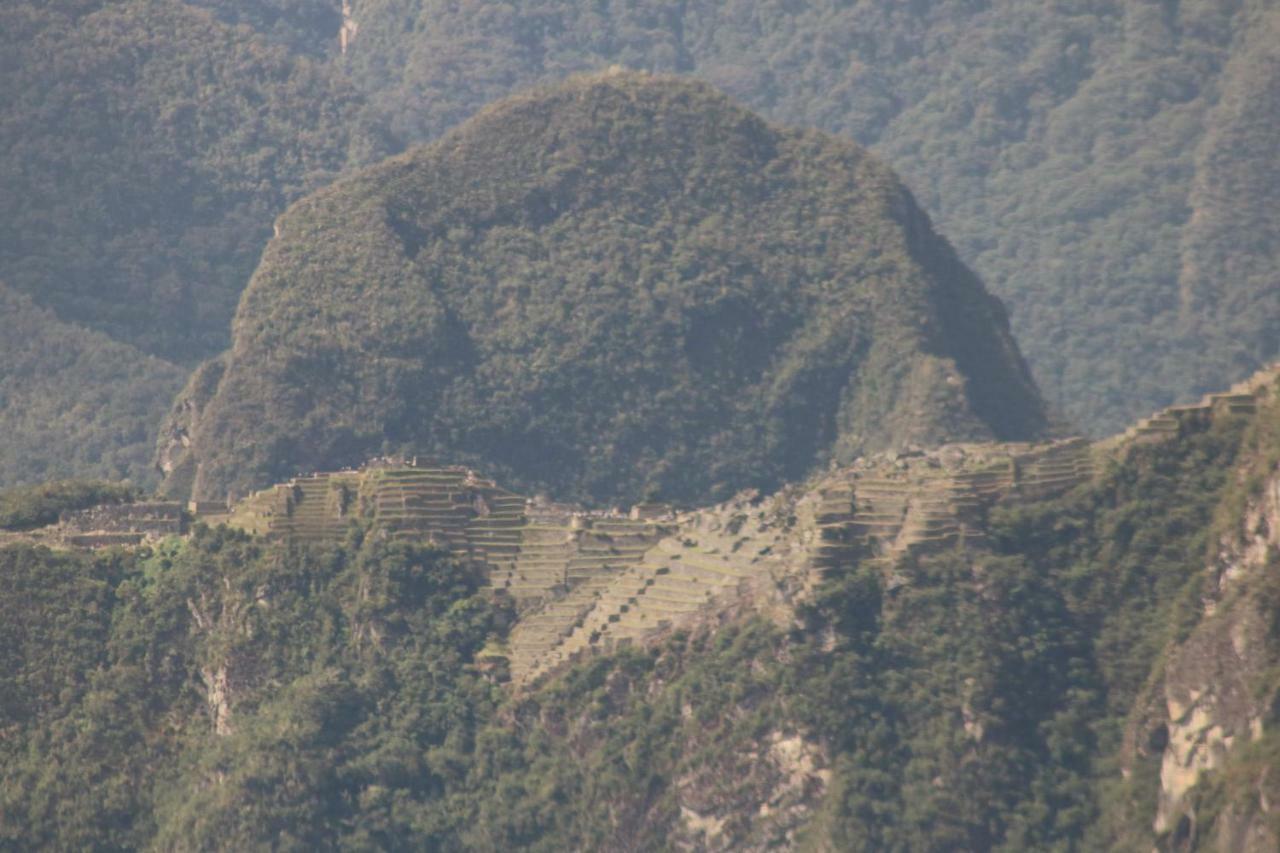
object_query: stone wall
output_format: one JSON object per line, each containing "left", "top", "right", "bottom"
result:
{"left": 59, "top": 501, "right": 187, "bottom": 544}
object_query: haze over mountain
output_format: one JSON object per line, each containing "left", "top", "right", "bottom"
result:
{"left": 0, "top": 284, "right": 184, "bottom": 486}
{"left": 320, "top": 0, "right": 1280, "bottom": 432}
{"left": 2, "top": 6, "right": 1280, "bottom": 848}
{"left": 6, "top": 365, "right": 1279, "bottom": 851}
{"left": 162, "top": 73, "right": 1047, "bottom": 505}
{"left": 4, "top": 1, "right": 1280, "bottom": 488}
{"left": 0, "top": 0, "right": 383, "bottom": 488}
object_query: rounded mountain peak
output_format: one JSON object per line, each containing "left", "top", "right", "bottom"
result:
{"left": 162, "top": 73, "right": 1047, "bottom": 505}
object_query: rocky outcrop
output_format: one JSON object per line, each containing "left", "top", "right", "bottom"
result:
{"left": 339, "top": 0, "right": 358, "bottom": 54}
{"left": 155, "top": 356, "right": 226, "bottom": 499}
{"left": 1146, "top": 372, "right": 1280, "bottom": 849}
{"left": 1154, "top": 601, "right": 1270, "bottom": 838}
{"left": 186, "top": 576, "right": 264, "bottom": 736}
{"left": 673, "top": 730, "right": 831, "bottom": 851}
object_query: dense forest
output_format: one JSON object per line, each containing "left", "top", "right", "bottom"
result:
{"left": 329, "top": 0, "right": 1280, "bottom": 434}
{"left": 0, "top": 284, "right": 183, "bottom": 487}
{"left": 3, "top": 383, "right": 1278, "bottom": 849}
{"left": 2, "top": 0, "right": 1278, "bottom": 488}
{"left": 0, "top": 0, "right": 381, "bottom": 488}
{"left": 2, "top": 5, "right": 1279, "bottom": 848}
{"left": 163, "top": 73, "right": 1047, "bottom": 506}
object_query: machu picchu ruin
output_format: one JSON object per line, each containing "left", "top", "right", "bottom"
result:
{"left": 10, "top": 362, "right": 1277, "bottom": 688}
{"left": 58, "top": 501, "right": 187, "bottom": 548}
{"left": 169, "top": 437, "right": 1104, "bottom": 686}
{"left": 1118, "top": 363, "right": 1276, "bottom": 444}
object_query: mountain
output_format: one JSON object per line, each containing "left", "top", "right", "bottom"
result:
{"left": 7, "top": 0, "right": 1280, "bottom": 490}
{"left": 0, "top": 0, "right": 378, "bottom": 362}
{"left": 328, "top": 0, "right": 1280, "bottom": 433}
{"left": 4, "top": 367, "right": 1278, "bottom": 850}
{"left": 0, "top": 283, "right": 184, "bottom": 489}
{"left": 0, "top": 0, "right": 392, "bottom": 488}
{"left": 160, "top": 72, "right": 1047, "bottom": 506}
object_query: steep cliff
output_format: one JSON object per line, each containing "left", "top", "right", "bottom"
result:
{"left": 1131, "top": 389, "right": 1280, "bottom": 851}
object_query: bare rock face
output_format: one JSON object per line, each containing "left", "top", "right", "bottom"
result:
{"left": 186, "top": 572, "right": 264, "bottom": 737}
{"left": 1152, "top": 462, "right": 1280, "bottom": 846}
{"left": 1154, "top": 603, "right": 1269, "bottom": 836}
{"left": 155, "top": 356, "right": 226, "bottom": 499}
{"left": 673, "top": 730, "right": 831, "bottom": 851}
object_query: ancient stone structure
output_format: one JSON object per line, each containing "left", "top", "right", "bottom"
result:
{"left": 59, "top": 501, "right": 187, "bottom": 548}
{"left": 809, "top": 437, "right": 1097, "bottom": 570}
{"left": 175, "top": 440, "right": 1107, "bottom": 685}
{"left": 29, "top": 362, "right": 1278, "bottom": 686}
{"left": 1120, "top": 363, "right": 1278, "bottom": 444}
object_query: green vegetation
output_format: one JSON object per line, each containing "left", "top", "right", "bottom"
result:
{"left": 3, "top": 4, "right": 1280, "bottom": 843}
{"left": 171, "top": 73, "right": 1046, "bottom": 505}
{"left": 0, "top": 0, "right": 385, "bottom": 488}
{"left": 0, "top": 479, "right": 137, "bottom": 530}
{"left": 0, "top": 527, "right": 507, "bottom": 849}
{"left": 0, "top": 0, "right": 371, "bottom": 360}
{"left": 187, "top": 0, "right": 343, "bottom": 56}
{"left": 6, "top": 0, "right": 1280, "bottom": 488}
{"left": 0, "top": 284, "right": 184, "bottom": 489}
{"left": 335, "top": 0, "right": 1280, "bottom": 434}
{"left": 7, "top": 405, "right": 1277, "bottom": 849}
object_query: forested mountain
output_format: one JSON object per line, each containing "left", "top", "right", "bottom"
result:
{"left": 0, "top": 0, "right": 374, "bottom": 360}
{"left": 0, "top": 283, "right": 183, "bottom": 487}
{"left": 2, "top": 4, "right": 1278, "bottom": 850}
{"left": 4, "top": 0, "right": 1279, "bottom": 488}
{"left": 0, "top": 0, "right": 382, "bottom": 487}
{"left": 329, "top": 0, "right": 1280, "bottom": 434}
{"left": 4, "top": 370, "right": 1278, "bottom": 851}
{"left": 161, "top": 73, "right": 1047, "bottom": 506}
{"left": 192, "top": 0, "right": 1280, "bottom": 433}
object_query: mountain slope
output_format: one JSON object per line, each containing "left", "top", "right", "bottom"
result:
{"left": 0, "top": 283, "right": 184, "bottom": 489}
{"left": 0, "top": 0, "right": 396, "bottom": 488}
{"left": 0, "top": 0, "right": 376, "bottom": 362}
{"left": 164, "top": 72, "right": 1047, "bottom": 505}
{"left": 5, "top": 369, "right": 1278, "bottom": 850}
{"left": 8, "top": 0, "right": 1280, "bottom": 487}
{"left": 331, "top": 0, "right": 1280, "bottom": 434}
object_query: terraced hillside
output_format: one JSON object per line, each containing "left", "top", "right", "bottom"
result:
{"left": 1117, "top": 365, "right": 1271, "bottom": 445}
{"left": 505, "top": 436, "right": 1101, "bottom": 684}
{"left": 23, "top": 361, "right": 1268, "bottom": 692}
{"left": 513, "top": 365, "right": 1280, "bottom": 685}
{"left": 190, "top": 435, "right": 1101, "bottom": 686}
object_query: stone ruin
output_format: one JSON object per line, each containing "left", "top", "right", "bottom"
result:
{"left": 196, "top": 439, "right": 1108, "bottom": 687}
{"left": 1119, "top": 362, "right": 1278, "bottom": 444}
{"left": 58, "top": 501, "right": 187, "bottom": 548}
{"left": 35, "top": 363, "right": 1280, "bottom": 687}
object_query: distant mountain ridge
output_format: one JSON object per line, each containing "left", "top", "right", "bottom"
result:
{"left": 0, "top": 0, "right": 379, "bottom": 488}
{"left": 161, "top": 73, "right": 1047, "bottom": 506}
{"left": 0, "top": 283, "right": 183, "bottom": 488}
